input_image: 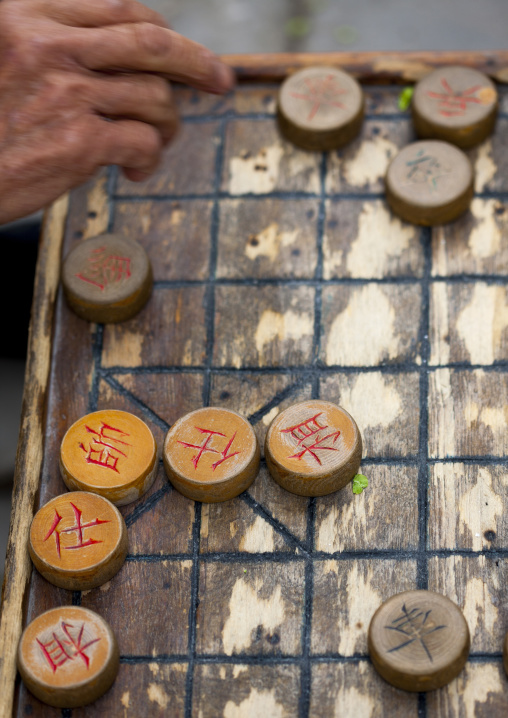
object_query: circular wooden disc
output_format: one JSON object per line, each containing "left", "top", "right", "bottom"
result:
{"left": 60, "top": 409, "right": 158, "bottom": 506}
{"left": 163, "top": 407, "right": 260, "bottom": 502}
{"left": 412, "top": 66, "right": 498, "bottom": 149}
{"left": 29, "top": 492, "right": 128, "bottom": 591}
{"left": 61, "top": 234, "right": 153, "bottom": 323}
{"left": 17, "top": 606, "right": 119, "bottom": 708}
{"left": 368, "top": 590, "right": 470, "bottom": 692}
{"left": 385, "top": 140, "right": 474, "bottom": 226}
{"left": 264, "top": 400, "right": 362, "bottom": 497}
{"left": 277, "top": 66, "right": 364, "bottom": 151}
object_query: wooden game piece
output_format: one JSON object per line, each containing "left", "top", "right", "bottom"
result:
{"left": 29, "top": 492, "right": 128, "bottom": 591}
{"left": 264, "top": 400, "right": 362, "bottom": 497}
{"left": 17, "top": 606, "right": 119, "bottom": 708}
{"left": 163, "top": 407, "right": 260, "bottom": 502}
{"left": 412, "top": 65, "right": 498, "bottom": 149}
{"left": 368, "top": 590, "right": 470, "bottom": 692}
{"left": 277, "top": 66, "right": 364, "bottom": 151}
{"left": 504, "top": 631, "right": 508, "bottom": 678}
{"left": 60, "top": 409, "right": 158, "bottom": 506}
{"left": 385, "top": 140, "right": 474, "bottom": 226}
{"left": 61, "top": 233, "right": 153, "bottom": 323}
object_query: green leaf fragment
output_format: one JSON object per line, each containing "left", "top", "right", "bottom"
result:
{"left": 352, "top": 474, "right": 369, "bottom": 494}
{"left": 398, "top": 87, "right": 414, "bottom": 111}
{"left": 285, "top": 17, "right": 311, "bottom": 38}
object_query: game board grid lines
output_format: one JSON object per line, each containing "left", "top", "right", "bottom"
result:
{"left": 26, "top": 85, "right": 508, "bottom": 717}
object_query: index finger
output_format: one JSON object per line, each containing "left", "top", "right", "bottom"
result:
{"left": 46, "top": 0, "right": 169, "bottom": 29}
{"left": 72, "top": 23, "right": 235, "bottom": 94}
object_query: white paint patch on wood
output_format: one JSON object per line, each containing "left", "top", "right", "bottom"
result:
{"left": 448, "top": 664, "right": 504, "bottom": 718}
{"left": 325, "top": 284, "right": 396, "bottom": 366}
{"left": 431, "top": 227, "right": 449, "bottom": 277}
{"left": 229, "top": 145, "right": 284, "bottom": 195}
{"left": 428, "top": 369, "right": 454, "bottom": 458}
{"left": 456, "top": 283, "right": 508, "bottom": 364}
{"left": 262, "top": 406, "right": 280, "bottom": 426}
{"left": 334, "top": 682, "right": 374, "bottom": 718}
{"left": 468, "top": 199, "right": 501, "bottom": 259}
{"left": 254, "top": 309, "right": 314, "bottom": 359}
{"left": 224, "top": 688, "right": 285, "bottom": 718}
{"left": 336, "top": 373, "right": 402, "bottom": 441}
{"left": 222, "top": 578, "right": 285, "bottom": 655}
{"left": 147, "top": 683, "right": 170, "bottom": 708}
{"left": 474, "top": 140, "right": 497, "bottom": 192}
{"left": 245, "top": 223, "right": 298, "bottom": 262}
{"left": 239, "top": 515, "right": 276, "bottom": 552}
{"left": 342, "top": 136, "right": 398, "bottom": 188}
{"left": 345, "top": 201, "right": 415, "bottom": 279}
{"left": 316, "top": 492, "right": 369, "bottom": 553}
{"left": 463, "top": 574, "right": 499, "bottom": 650}
{"left": 338, "top": 562, "right": 383, "bottom": 655}
{"left": 322, "top": 234, "right": 343, "bottom": 279}
{"left": 429, "top": 283, "right": 450, "bottom": 365}
{"left": 120, "top": 691, "right": 130, "bottom": 708}
{"left": 458, "top": 468, "right": 503, "bottom": 551}
{"left": 232, "top": 665, "right": 248, "bottom": 678}
{"left": 148, "top": 662, "right": 160, "bottom": 676}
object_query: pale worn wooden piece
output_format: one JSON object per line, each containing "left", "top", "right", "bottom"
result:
{"left": 385, "top": 140, "right": 474, "bottom": 225}
{"left": 504, "top": 631, "right": 508, "bottom": 678}
{"left": 277, "top": 67, "right": 364, "bottom": 151}
{"left": 368, "top": 590, "right": 470, "bottom": 692}
{"left": 163, "top": 407, "right": 260, "bottom": 502}
{"left": 17, "top": 606, "right": 119, "bottom": 708}
{"left": 61, "top": 234, "right": 153, "bottom": 323}
{"left": 60, "top": 409, "right": 158, "bottom": 506}
{"left": 412, "top": 66, "right": 498, "bottom": 149}
{"left": 265, "top": 400, "right": 362, "bottom": 496}
{"left": 29, "top": 492, "right": 128, "bottom": 591}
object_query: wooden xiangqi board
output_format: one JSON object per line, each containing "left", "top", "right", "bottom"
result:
{"left": 2, "top": 51, "right": 508, "bottom": 717}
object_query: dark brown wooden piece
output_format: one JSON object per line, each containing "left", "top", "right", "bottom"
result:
{"left": 29, "top": 492, "right": 128, "bottom": 591}
{"left": 60, "top": 409, "right": 158, "bottom": 506}
{"left": 265, "top": 400, "right": 362, "bottom": 496}
{"left": 17, "top": 606, "right": 119, "bottom": 708}
{"left": 385, "top": 140, "right": 474, "bottom": 225}
{"left": 412, "top": 66, "right": 498, "bottom": 148}
{"left": 368, "top": 590, "right": 470, "bottom": 692}
{"left": 163, "top": 407, "right": 260, "bottom": 502}
{"left": 61, "top": 234, "right": 153, "bottom": 323}
{"left": 277, "top": 67, "right": 364, "bottom": 151}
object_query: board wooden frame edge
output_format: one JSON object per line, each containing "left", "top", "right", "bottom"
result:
{"left": 0, "top": 194, "right": 69, "bottom": 718}
{"left": 221, "top": 50, "right": 508, "bottom": 83}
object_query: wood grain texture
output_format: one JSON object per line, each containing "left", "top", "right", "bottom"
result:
{"left": 0, "top": 194, "right": 69, "bottom": 718}
{"left": 4, "top": 58, "right": 508, "bottom": 717}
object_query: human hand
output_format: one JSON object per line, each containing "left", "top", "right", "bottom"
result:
{"left": 0, "top": 0, "right": 234, "bottom": 224}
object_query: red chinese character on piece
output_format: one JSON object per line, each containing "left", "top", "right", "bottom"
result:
{"left": 290, "top": 74, "right": 347, "bottom": 122}
{"left": 281, "top": 412, "right": 341, "bottom": 466}
{"left": 75, "top": 247, "right": 131, "bottom": 291}
{"left": 79, "top": 422, "right": 131, "bottom": 473}
{"left": 427, "top": 79, "right": 483, "bottom": 117}
{"left": 43, "top": 502, "right": 110, "bottom": 559}
{"left": 37, "top": 621, "right": 100, "bottom": 673}
{"left": 178, "top": 427, "right": 241, "bottom": 471}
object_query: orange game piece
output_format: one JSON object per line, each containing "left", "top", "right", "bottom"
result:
{"left": 163, "top": 407, "right": 260, "bottom": 502}
{"left": 265, "top": 400, "right": 362, "bottom": 496}
{"left": 60, "top": 410, "right": 158, "bottom": 506}
{"left": 29, "top": 492, "right": 128, "bottom": 591}
{"left": 17, "top": 606, "right": 119, "bottom": 708}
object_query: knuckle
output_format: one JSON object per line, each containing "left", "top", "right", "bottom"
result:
{"left": 102, "top": 0, "right": 130, "bottom": 22}
{"left": 132, "top": 22, "right": 169, "bottom": 60}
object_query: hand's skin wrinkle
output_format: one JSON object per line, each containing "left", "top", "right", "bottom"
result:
{"left": 0, "top": 0, "right": 234, "bottom": 224}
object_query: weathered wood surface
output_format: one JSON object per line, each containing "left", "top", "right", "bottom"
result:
{"left": 2, "top": 59, "right": 508, "bottom": 717}
{"left": 222, "top": 50, "right": 508, "bottom": 84}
